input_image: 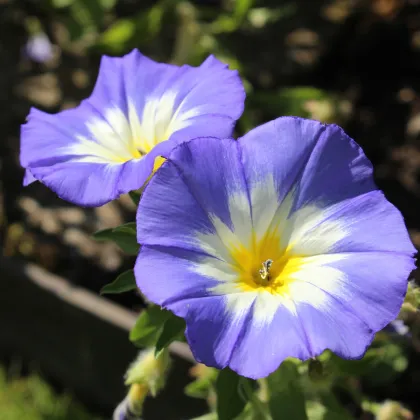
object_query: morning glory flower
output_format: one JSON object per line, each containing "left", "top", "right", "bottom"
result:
{"left": 20, "top": 49, "right": 245, "bottom": 206}
{"left": 134, "top": 117, "right": 416, "bottom": 379}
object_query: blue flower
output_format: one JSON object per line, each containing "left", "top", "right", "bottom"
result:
{"left": 134, "top": 117, "right": 416, "bottom": 379}
{"left": 20, "top": 49, "right": 245, "bottom": 206}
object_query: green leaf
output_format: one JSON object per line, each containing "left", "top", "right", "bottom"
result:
{"left": 93, "top": 225, "right": 139, "bottom": 255}
{"left": 113, "top": 222, "right": 136, "bottom": 234}
{"left": 100, "top": 269, "right": 136, "bottom": 295}
{"left": 92, "top": 227, "right": 114, "bottom": 240}
{"left": 267, "top": 360, "right": 308, "bottom": 420}
{"left": 129, "top": 306, "right": 171, "bottom": 347}
{"left": 155, "top": 315, "right": 186, "bottom": 358}
{"left": 97, "top": 18, "right": 136, "bottom": 52}
{"left": 320, "top": 393, "right": 353, "bottom": 420}
{"left": 233, "top": 0, "right": 254, "bottom": 21}
{"left": 216, "top": 369, "right": 248, "bottom": 420}
{"left": 129, "top": 190, "right": 141, "bottom": 206}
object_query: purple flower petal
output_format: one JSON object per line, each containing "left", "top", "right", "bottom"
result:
{"left": 20, "top": 50, "right": 245, "bottom": 206}
{"left": 135, "top": 118, "right": 416, "bottom": 378}
{"left": 137, "top": 137, "right": 250, "bottom": 251}
{"left": 23, "top": 169, "right": 36, "bottom": 186}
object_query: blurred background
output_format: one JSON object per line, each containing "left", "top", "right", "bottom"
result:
{"left": 1, "top": 0, "right": 420, "bottom": 418}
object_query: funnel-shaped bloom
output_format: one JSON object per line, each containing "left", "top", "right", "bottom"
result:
{"left": 135, "top": 117, "right": 416, "bottom": 379}
{"left": 20, "top": 49, "right": 245, "bottom": 206}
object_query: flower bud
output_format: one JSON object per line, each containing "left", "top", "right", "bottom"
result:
{"left": 113, "top": 348, "right": 171, "bottom": 419}
{"left": 125, "top": 348, "right": 171, "bottom": 397}
{"left": 376, "top": 400, "right": 413, "bottom": 420}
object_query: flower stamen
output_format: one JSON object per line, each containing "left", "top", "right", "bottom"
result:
{"left": 258, "top": 259, "right": 273, "bottom": 284}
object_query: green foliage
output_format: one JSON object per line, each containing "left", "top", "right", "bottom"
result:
{"left": 100, "top": 269, "right": 136, "bottom": 294}
{"left": 95, "top": 0, "right": 177, "bottom": 53}
{"left": 130, "top": 305, "right": 186, "bottom": 355}
{"left": 0, "top": 367, "right": 102, "bottom": 420}
{"left": 185, "top": 366, "right": 218, "bottom": 400}
{"left": 267, "top": 360, "right": 308, "bottom": 420}
{"left": 306, "top": 394, "right": 353, "bottom": 420}
{"left": 155, "top": 315, "right": 186, "bottom": 358}
{"left": 93, "top": 222, "right": 139, "bottom": 255}
{"left": 130, "top": 305, "right": 171, "bottom": 347}
{"left": 129, "top": 191, "right": 142, "bottom": 206}
{"left": 330, "top": 341, "right": 408, "bottom": 386}
{"left": 215, "top": 369, "right": 252, "bottom": 420}
{"left": 49, "top": 0, "right": 117, "bottom": 41}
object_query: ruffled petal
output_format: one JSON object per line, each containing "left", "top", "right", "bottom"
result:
{"left": 286, "top": 252, "right": 414, "bottom": 332}
{"left": 21, "top": 50, "right": 244, "bottom": 206}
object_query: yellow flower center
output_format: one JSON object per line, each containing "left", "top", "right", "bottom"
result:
{"left": 229, "top": 229, "right": 304, "bottom": 296}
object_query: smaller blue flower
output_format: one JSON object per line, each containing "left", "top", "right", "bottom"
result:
{"left": 20, "top": 49, "right": 245, "bottom": 206}
{"left": 24, "top": 33, "right": 54, "bottom": 63}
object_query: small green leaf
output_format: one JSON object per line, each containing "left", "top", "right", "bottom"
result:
{"left": 113, "top": 222, "right": 136, "bottom": 234}
{"left": 267, "top": 360, "right": 308, "bottom": 420}
{"left": 130, "top": 306, "right": 171, "bottom": 347}
{"left": 100, "top": 269, "right": 136, "bottom": 295}
{"left": 129, "top": 190, "right": 141, "bottom": 205}
{"left": 97, "top": 18, "right": 136, "bottom": 52}
{"left": 93, "top": 225, "right": 139, "bottom": 255}
{"left": 155, "top": 315, "right": 186, "bottom": 358}
{"left": 216, "top": 369, "right": 248, "bottom": 420}
{"left": 92, "top": 227, "right": 113, "bottom": 239}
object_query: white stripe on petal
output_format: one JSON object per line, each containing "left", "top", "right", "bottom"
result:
{"left": 192, "top": 256, "right": 239, "bottom": 284}
{"left": 65, "top": 91, "right": 187, "bottom": 165}
{"left": 284, "top": 207, "right": 348, "bottom": 256}
{"left": 250, "top": 176, "right": 283, "bottom": 242}
{"left": 253, "top": 291, "right": 296, "bottom": 324}
{"left": 67, "top": 107, "right": 140, "bottom": 164}
{"left": 195, "top": 218, "right": 236, "bottom": 263}
{"left": 222, "top": 290, "right": 296, "bottom": 327}
{"left": 288, "top": 254, "right": 347, "bottom": 309}
{"left": 227, "top": 190, "right": 253, "bottom": 246}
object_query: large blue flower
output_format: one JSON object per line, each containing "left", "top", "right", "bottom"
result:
{"left": 20, "top": 49, "right": 245, "bottom": 206}
{"left": 134, "top": 117, "right": 416, "bottom": 379}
